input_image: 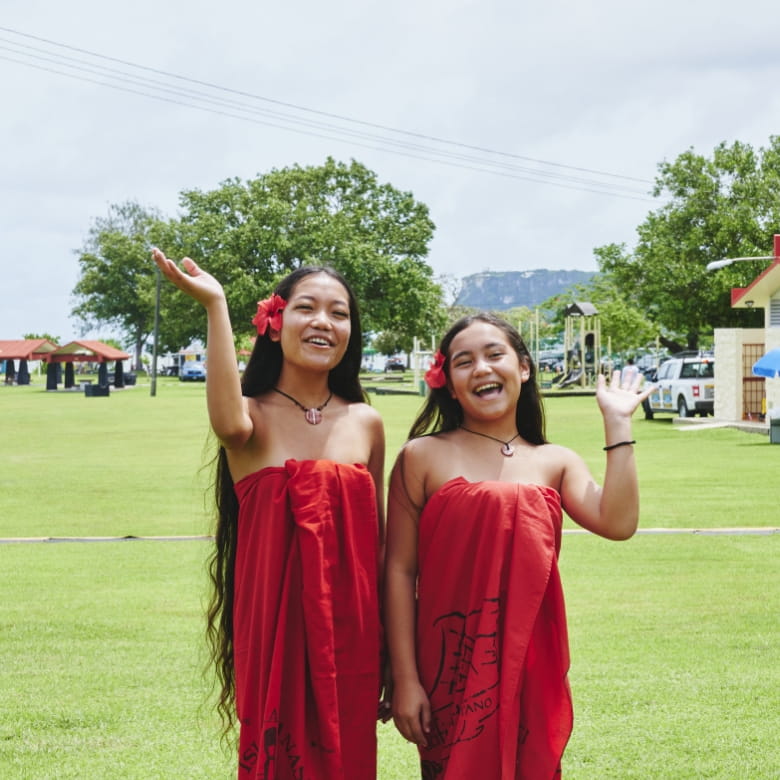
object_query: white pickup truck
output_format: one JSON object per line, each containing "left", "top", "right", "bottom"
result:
{"left": 643, "top": 354, "right": 715, "bottom": 419}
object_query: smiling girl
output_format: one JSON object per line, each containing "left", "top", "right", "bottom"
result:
{"left": 384, "top": 312, "right": 651, "bottom": 779}
{"left": 152, "top": 250, "right": 385, "bottom": 780}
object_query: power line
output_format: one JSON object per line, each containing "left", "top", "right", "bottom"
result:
{"left": 2, "top": 50, "right": 651, "bottom": 201}
{"left": 0, "top": 25, "right": 656, "bottom": 200}
{"left": 0, "top": 25, "right": 654, "bottom": 185}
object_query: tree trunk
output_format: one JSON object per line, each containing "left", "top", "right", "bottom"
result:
{"left": 134, "top": 336, "right": 144, "bottom": 371}
{"left": 659, "top": 335, "right": 685, "bottom": 354}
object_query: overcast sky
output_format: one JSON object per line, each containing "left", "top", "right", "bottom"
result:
{"left": 2, "top": 0, "right": 779, "bottom": 343}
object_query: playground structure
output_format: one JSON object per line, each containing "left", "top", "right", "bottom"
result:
{"left": 560, "top": 302, "right": 600, "bottom": 388}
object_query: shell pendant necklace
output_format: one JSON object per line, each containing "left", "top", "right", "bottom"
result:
{"left": 273, "top": 387, "right": 333, "bottom": 425}
{"left": 459, "top": 426, "right": 521, "bottom": 457}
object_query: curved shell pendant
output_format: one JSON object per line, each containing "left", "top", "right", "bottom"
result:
{"left": 304, "top": 408, "right": 323, "bottom": 425}
{"left": 501, "top": 442, "right": 515, "bottom": 457}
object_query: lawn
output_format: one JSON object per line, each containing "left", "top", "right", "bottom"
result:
{"left": 1, "top": 378, "right": 778, "bottom": 778}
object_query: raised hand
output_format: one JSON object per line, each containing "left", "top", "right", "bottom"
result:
{"left": 596, "top": 369, "right": 654, "bottom": 420}
{"left": 151, "top": 248, "right": 225, "bottom": 308}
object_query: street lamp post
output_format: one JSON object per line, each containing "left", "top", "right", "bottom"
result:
{"left": 705, "top": 255, "right": 775, "bottom": 271}
{"left": 706, "top": 234, "right": 780, "bottom": 271}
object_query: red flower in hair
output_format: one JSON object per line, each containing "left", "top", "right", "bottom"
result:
{"left": 425, "top": 350, "right": 447, "bottom": 389}
{"left": 252, "top": 294, "right": 287, "bottom": 335}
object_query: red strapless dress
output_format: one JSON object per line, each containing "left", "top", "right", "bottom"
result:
{"left": 232, "top": 460, "right": 381, "bottom": 779}
{"left": 416, "top": 478, "right": 572, "bottom": 779}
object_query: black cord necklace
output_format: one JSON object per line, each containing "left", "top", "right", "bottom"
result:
{"left": 272, "top": 387, "right": 333, "bottom": 425}
{"left": 459, "top": 426, "right": 521, "bottom": 457}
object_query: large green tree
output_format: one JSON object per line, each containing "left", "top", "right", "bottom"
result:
{"left": 597, "top": 138, "right": 778, "bottom": 351}
{"left": 165, "top": 157, "right": 444, "bottom": 349}
{"left": 372, "top": 329, "right": 408, "bottom": 358}
{"left": 72, "top": 201, "right": 171, "bottom": 367}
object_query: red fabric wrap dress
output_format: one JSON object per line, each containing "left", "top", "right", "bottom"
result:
{"left": 232, "top": 460, "right": 381, "bottom": 780}
{"left": 416, "top": 478, "right": 572, "bottom": 779}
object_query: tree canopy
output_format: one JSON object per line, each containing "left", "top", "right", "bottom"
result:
{"left": 72, "top": 201, "right": 170, "bottom": 367}
{"left": 166, "top": 157, "right": 443, "bottom": 350}
{"left": 22, "top": 331, "right": 61, "bottom": 345}
{"left": 596, "top": 138, "right": 777, "bottom": 351}
{"left": 71, "top": 159, "right": 445, "bottom": 359}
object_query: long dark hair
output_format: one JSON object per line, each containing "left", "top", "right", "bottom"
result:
{"left": 206, "top": 265, "right": 366, "bottom": 738}
{"left": 409, "top": 312, "right": 547, "bottom": 445}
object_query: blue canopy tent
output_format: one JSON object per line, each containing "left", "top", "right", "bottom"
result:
{"left": 753, "top": 349, "right": 780, "bottom": 443}
{"left": 752, "top": 349, "right": 780, "bottom": 379}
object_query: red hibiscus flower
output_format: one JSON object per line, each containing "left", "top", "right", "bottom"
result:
{"left": 252, "top": 294, "right": 287, "bottom": 335}
{"left": 425, "top": 350, "right": 447, "bottom": 389}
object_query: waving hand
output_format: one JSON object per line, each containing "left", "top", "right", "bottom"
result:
{"left": 152, "top": 249, "right": 225, "bottom": 308}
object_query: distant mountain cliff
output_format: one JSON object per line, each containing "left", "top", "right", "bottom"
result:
{"left": 455, "top": 269, "right": 596, "bottom": 310}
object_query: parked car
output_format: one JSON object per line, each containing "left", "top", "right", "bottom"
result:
{"left": 179, "top": 361, "right": 207, "bottom": 381}
{"left": 384, "top": 357, "right": 405, "bottom": 372}
{"left": 641, "top": 366, "right": 658, "bottom": 383}
{"left": 643, "top": 353, "right": 714, "bottom": 419}
{"left": 538, "top": 352, "right": 565, "bottom": 372}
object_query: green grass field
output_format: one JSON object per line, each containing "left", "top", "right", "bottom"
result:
{"left": 1, "top": 378, "right": 778, "bottom": 778}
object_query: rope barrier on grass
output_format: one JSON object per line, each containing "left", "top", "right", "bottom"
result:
{"left": 1, "top": 529, "right": 778, "bottom": 543}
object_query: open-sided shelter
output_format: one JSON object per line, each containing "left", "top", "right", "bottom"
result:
{"left": 0, "top": 339, "right": 59, "bottom": 385}
{"left": 45, "top": 341, "right": 131, "bottom": 390}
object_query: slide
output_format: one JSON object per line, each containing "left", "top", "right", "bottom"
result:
{"left": 557, "top": 369, "right": 583, "bottom": 388}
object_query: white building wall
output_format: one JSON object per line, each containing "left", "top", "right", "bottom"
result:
{"left": 714, "top": 328, "right": 765, "bottom": 421}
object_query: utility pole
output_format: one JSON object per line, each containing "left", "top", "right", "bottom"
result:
{"left": 150, "top": 264, "right": 161, "bottom": 397}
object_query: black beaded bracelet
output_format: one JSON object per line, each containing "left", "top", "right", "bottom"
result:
{"left": 603, "top": 440, "right": 636, "bottom": 451}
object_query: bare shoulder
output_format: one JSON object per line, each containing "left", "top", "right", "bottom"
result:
{"left": 526, "top": 441, "right": 586, "bottom": 490}
{"left": 390, "top": 434, "right": 449, "bottom": 511}
{"left": 350, "top": 399, "right": 383, "bottom": 423}
{"left": 393, "top": 432, "right": 455, "bottom": 487}
{"left": 347, "top": 400, "right": 384, "bottom": 434}
{"left": 400, "top": 432, "right": 451, "bottom": 461}
{"left": 536, "top": 441, "right": 580, "bottom": 463}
